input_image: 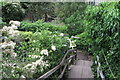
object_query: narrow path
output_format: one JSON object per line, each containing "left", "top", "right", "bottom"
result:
{"left": 67, "top": 51, "right": 93, "bottom": 78}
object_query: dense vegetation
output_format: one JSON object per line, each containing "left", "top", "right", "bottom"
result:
{"left": 74, "top": 2, "right": 120, "bottom": 78}
{"left": 2, "top": 2, "right": 25, "bottom": 23}
{"left": 55, "top": 2, "right": 87, "bottom": 36}
{"left": 1, "top": 1, "right": 120, "bottom": 79}
{"left": 84, "top": 2, "right": 120, "bottom": 78}
{"left": 1, "top": 20, "right": 73, "bottom": 78}
{"left": 19, "top": 20, "right": 67, "bottom": 33}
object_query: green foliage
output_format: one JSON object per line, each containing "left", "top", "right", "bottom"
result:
{"left": 75, "top": 32, "right": 92, "bottom": 53}
{"left": 55, "top": 2, "right": 87, "bottom": 22}
{"left": 2, "top": 2, "right": 25, "bottom": 23}
{"left": 20, "top": 2, "right": 55, "bottom": 22}
{"left": 2, "top": 29, "right": 70, "bottom": 78}
{"left": 0, "top": 21, "right": 6, "bottom": 29}
{"left": 19, "top": 20, "right": 68, "bottom": 33}
{"left": 65, "top": 11, "right": 84, "bottom": 36}
{"left": 55, "top": 2, "right": 87, "bottom": 36}
{"left": 83, "top": 2, "right": 120, "bottom": 78}
{"left": 14, "top": 30, "right": 69, "bottom": 78}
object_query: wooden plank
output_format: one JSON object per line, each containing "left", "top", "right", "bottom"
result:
{"left": 76, "top": 60, "right": 84, "bottom": 66}
{"left": 77, "top": 52, "right": 89, "bottom": 60}
{"left": 58, "top": 59, "right": 72, "bottom": 79}
{"left": 76, "top": 60, "right": 93, "bottom": 67}
{"left": 68, "top": 60, "right": 93, "bottom": 78}
{"left": 68, "top": 65, "right": 93, "bottom": 78}
{"left": 68, "top": 65, "right": 83, "bottom": 78}
{"left": 82, "top": 65, "right": 93, "bottom": 78}
{"left": 36, "top": 50, "right": 77, "bottom": 80}
{"left": 84, "top": 60, "right": 93, "bottom": 67}
{"left": 36, "top": 64, "right": 61, "bottom": 80}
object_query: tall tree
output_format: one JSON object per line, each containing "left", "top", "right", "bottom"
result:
{"left": 21, "top": 2, "right": 55, "bottom": 22}
{"left": 55, "top": 2, "right": 87, "bottom": 22}
{"left": 55, "top": 2, "right": 87, "bottom": 36}
{"left": 2, "top": 2, "right": 25, "bottom": 23}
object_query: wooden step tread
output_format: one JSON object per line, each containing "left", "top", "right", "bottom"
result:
{"left": 68, "top": 66, "right": 93, "bottom": 78}
{"left": 76, "top": 60, "right": 93, "bottom": 67}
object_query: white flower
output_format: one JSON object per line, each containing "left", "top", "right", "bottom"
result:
{"left": 20, "top": 75, "right": 26, "bottom": 78}
{"left": 23, "top": 56, "right": 48, "bottom": 71}
{"left": 1, "top": 22, "right": 19, "bottom": 37}
{"left": 9, "top": 20, "right": 20, "bottom": 27}
{"left": 30, "top": 63, "right": 37, "bottom": 70}
{"left": 40, "top": 49, "right": 48, "bottom": 56}
{"left": 0, "top": 41, "right": 16, "bottom": 49}
{"left": 11, "top": 70, "right": 14, "bottom": 73}
{"left": 71, "top": 36, "right": 74, "bottom": 38}
{"left": 63, "top": 44, "right": 67, "bottom": 47}
{"left": 2, "top": 26, "right": 9, "bottom": 31}
{"left": 23, "top": 64, "right": 32, "bottom": 69}
{"left": 11, "top": 25, "right": 18, "bottom": 29}
{"left": 33, "top": 40, "right": 36, "bottom": 43}
{"left": 11, "top": 52, "right": 17, "bottom": 58}
{"left": 51, "top": 45, "right": 56, "bottom": 51}
{"left": 8, "top": 30, "right": 19, "bottom": 37}
{"left": 68, "top": 39, "right": 76, "bottom": 49}
{"left": 28, "top": 55, "right": 41, "bottom": 58}
{"left": 60, "top": 33, "right": 64, "bottom": 36}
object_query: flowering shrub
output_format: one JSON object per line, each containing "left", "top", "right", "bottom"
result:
{"left": 13, "top": 30, "right": 71, "bottom": 78}
{"left": 1, "top": 20, "right": 74, "bottom": 79}
{"left": 1, "top": 20, "right": 20, "bottom": 58}
{"left": 1, "top": 21, "right": 23, "bottom": 78}
{"left": 40, "top": 49, "right": 49, "bottom": 56}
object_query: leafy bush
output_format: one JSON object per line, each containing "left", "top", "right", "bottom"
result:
{"left": 1, "top": 19, "right": 74, "bottom": 79}
{"left": 55, "top": 2, "right": 87, "bottom": 22}
{"left": 11, "top": 30, "right": 69, "bottom": 78}
{"left": 19, "top": 20, "right": 68, "bottom": 33}
{"left": 55, "top": 2, "right": 87, "bottom": 36}
{"left": 0, "top": 21, "right": 6, "bottom": 29}
{"left": 83, "top": 2, "right": 120, "bottom": 78}
{"left": 2, "top": 2, "right": 25, "bottom": 23}
{"left": 74, "top": 32, "right": 92, "bottom": 53}
{"left": 65, "top": 11, "right": 84, "bottom": 36}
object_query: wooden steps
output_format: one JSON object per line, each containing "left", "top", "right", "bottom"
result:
{"left": 67, "top": 52, "right": 93, "bottom": 79}
{"left": 76, "top": 60, "right": 93, "bottom": 67}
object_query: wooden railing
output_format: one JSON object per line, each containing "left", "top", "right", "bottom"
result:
{"left": 96, "top": 55, "right": 105, "bottom": 80}
{"left": 96, "top": 52, "right": 116, "bottom": 79}
{"left": 36, "top": 49, "right": 77, "bottom": 80}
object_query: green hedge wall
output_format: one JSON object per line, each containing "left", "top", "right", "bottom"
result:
{"left": 19, "top": 20, "right": 68, "bottom": 33}
{"left": 84, "top": 2, "right": 120, "bottom": 78}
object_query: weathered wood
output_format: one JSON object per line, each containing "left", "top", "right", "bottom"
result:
{"left": 58, "top": 59, "right": 72, "bottom": 80}
{"left": 60, "top": 49, "right": 77, "bottom": 65}
{"left": 36, "top": 64, "right": 61, "bottom": 80}
{"left": 77, "top": 52, "right": 89, "bottom": 60}
{"left": 36, "top": 49, "right": 77, "bottom": 80}
{"left": 71, "top": 36, "right": 80, "bottom": 39}
{"left": 67, "top": 52, "right": 93, "bottom": 78}
{"left": 96, "top": 55, "right": 105, "bottom": 80}
{"left": 68, "top": 60, "right": 93, "bottom": 78}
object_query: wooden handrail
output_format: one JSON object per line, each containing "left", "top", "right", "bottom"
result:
{"left": 58, "top": 54, "right": 76, "bottom": 79}
{"left": 36, "top": 49, "right": 77, "bottom": 80}
{"left": 60, "top": 49, "right": 76, "bottom": 65}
